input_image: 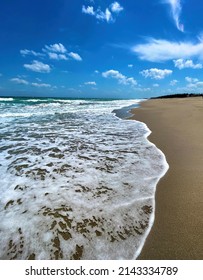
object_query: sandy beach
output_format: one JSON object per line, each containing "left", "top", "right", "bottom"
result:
{"left": 130, "top": 97, "right": 203, "bottom": 260}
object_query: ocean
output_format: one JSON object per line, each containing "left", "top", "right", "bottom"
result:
{"left": 0, "top": 97, "right": 168, "bottom": 260}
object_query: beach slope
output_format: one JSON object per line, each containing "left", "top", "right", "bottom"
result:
{"left": 130, "top": 97, "right": 203, "bottom": 259}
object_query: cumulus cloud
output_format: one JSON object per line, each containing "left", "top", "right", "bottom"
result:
{"left": 68, "top": 52, "right": 82, "bottom": 61}
{"left": 96, "top": 8, "right": 112, "bottom": 23}
{"left": 82, "top": 5, "right": 112, "bottom": 22}
{"left": 185, "top": 77, "right": 199, "bottom": 83}
{"left": 31, "top": 82, "right": 51, "bottom": 88}
{"left": 82, "top": 5, "right": 95, "bottom": 15}
{"left": 10, "top": 77, "right": 53, "bottom": 89}
{"left": 44, "top": 43, "right": 67, "bottom": 53}
{"left": 102, "top": 69, "right": 137, "bottom": 86}
{"left": 192, "top": 82, "right": 203, "bottom": 87}
{"left": 153, "top": 83, "right": 160, "bottom": 87}
{"left": 170, "top": 79, "right": 178, "bottom": 86}
{"left": 22, "top": 43, "right": 82, "bottom": 61}
{"left": 164, "top": 0, "right": 184, "bottom": 32}
{"left": 20, "top": 49, "right": 44, "bottom": 57}
{"left": 128, "top": 64, "right": 133, "bottom": 68}
{"left": 84, "top": 81, "right": 97, "bottom": 85}
{"left": 186, "top": 81, "right": 203, "bottom": 88}
{"left": 173, "top": 59, "right": 202, "bottom": 69}
{"left": 140, "top": 68, "right": 172, "bottom": 80}
{"left": 176, "top": 77, "right": 203, "bottom": 90}
{"left": 42, "top": 43, "right": 83, "bottom": 61}
{"left": 110, "top": 2, "right": 124, "bottom": 13}
{"left": 132, "top": 38, "right": 203, "bottom": 62}
{"left": 82, "top": 2, "right": 123, "bottom": 23}
{"left": 24, "top": 60, "right": 51, "bottom": 73}
{"left": 48, "top": 52, "right": 68, "bottom": 60}
{"left": 10, "top": 78, "right": 29, "bottom": 85}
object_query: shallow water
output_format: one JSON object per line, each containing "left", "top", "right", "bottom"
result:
{"left": 0, "top": 98, "right": 168, "bottom": 259}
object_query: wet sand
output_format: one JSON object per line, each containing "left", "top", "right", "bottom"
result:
{"left": 130, "top": 97, "right": 203, "bottom": 259}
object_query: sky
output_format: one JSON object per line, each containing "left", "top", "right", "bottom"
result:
{"left": 0, "top": 0, "right": 203, "bottom": 99}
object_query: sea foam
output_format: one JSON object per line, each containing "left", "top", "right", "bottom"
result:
{"left": 0, "top": 98, "right": 168, "bottom": 259}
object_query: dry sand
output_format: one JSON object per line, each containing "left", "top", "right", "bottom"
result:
{"left": 130, "top": 97, "right": 203, "bottom": 259}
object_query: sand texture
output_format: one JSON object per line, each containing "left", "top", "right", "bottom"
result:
{"left": 130, "top": 97, "right": 203, "bottom": 259}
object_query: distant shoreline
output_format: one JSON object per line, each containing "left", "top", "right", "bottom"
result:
{"left": 151, "top": 93, "right": 203, "bottom": 99}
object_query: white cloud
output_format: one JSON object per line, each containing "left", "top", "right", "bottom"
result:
{"left": 85, "top": 81, "right": 97, "bottom": 85}
{"left": 140, "top": 68, "right": 172, "bottom": 80}
{"left": 96, "top": 8, "right": 113, "bottom": 23}
{"left": 110, "top": 2, "right": 124, "bottom": 13}
{"left": 44, "top": 43, "right": 67, "bottom": 53}
{"left": 174, "top": 59, "right": 202, "bottom": 69}
{"left": 153, "top": 83, "right": 160, "bottom": 87}
{"left": 102, "top": 69, "right": 137, "bottom": 86}
{"left": 103, "top": 69, "right": 123, "bottom": 79}
{"left": 187, "top": 81, "right": 203, "bottom": 88}
{"left": 164, "top": 0, "right": 184, "bottom": 32}
{"left": 82, "top": 5, "right": 95, "bottom": 15}
{"left": 31, "top": 82, "right": 51, "bottom": 88}
{"left": 128, "top": 64, "right": 133, "bottom": 68}
{"left": 170, "top": 79, "right": 178, "bottom": 86}
{"left": 48, "top": 52, "right": 68, "bottom": 60}
{"left": 10, "top": 78, "right": 29, "bottom": 85}
{"left": 10, "top": 77, "right": 53, "bottom": 89}
{"left": 24, "top": 60, "right": 51, "bottom": 73}
{"left": 124, "top": 77, "right": 137, "bottom": 86}
{"left": 132, "top": 38, "right": 203, "bottom": 62}
{"left": 22, "top": 43, "right": 82, "bottom": 62}
{"left": 105, "top": 8, "right": 112, "bottom": 22}
{"left": 48, "top": 52, "right": 59, "bottom": 60}
{"left": 183, "top": 76, "right": 203, "bottom": 89}
{"left": 185, "top": 77, "right": 199, "bottom": 83}
{"left": 68, "top": 52, "right": 82, "bottom": 61}
{"left": 136, "top": 87, "right": 151, "bottom": 92}
{"left": 20, "top": 49, "right": 44, "bottom": 57}
{"left": 82, "top": 2, "right": 123, "bottom": 23}
{"left": 194, "top": 82, "right": 203, "bottom": 87}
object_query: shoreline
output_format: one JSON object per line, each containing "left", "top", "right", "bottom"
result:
{"left": 130, "top": 97, "right": 203, "bottom": 259}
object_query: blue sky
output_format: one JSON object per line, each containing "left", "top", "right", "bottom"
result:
{"left": 0, "top": 0, "right": 203, "bottom": 99}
